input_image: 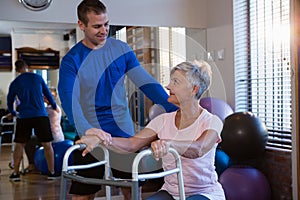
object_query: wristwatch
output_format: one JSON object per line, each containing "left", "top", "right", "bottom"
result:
{"left": 20, "top": 0, "right": 52, "bottom": 11}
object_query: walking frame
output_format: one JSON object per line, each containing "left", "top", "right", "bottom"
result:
{"left": 60, "top": 144, "right": 186, "bottom": 200}
{"left": 0, "top": 116, "right": 25, "bottom": 174}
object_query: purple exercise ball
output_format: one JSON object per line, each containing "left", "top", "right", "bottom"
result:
{"left": 148, "top": 104, "right": 166, "bottom": 121}
{"left": 200, "top": 97, "right": 233, "bottom": 121}
{"left": 219, "top": 166, "right": 271, "bottom": 200}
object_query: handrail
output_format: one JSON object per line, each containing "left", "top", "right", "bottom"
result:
{"left": 0, "top": 116, "right": 16, "bottom": 126}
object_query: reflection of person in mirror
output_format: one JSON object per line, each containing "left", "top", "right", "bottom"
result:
{"left": 77, "top": 60, "right": 226, "bottom": 200}
{"left": 24, "top": 87, "right": 64, "bottom": 173}
{"left": 44, "top": 88, "right": 64, "bottom": 143}
{"left": 7, "top": 60, "right": 60, "bottom": 181}
{"left": 57, "top": 0, "right": 177, "bottom": 199}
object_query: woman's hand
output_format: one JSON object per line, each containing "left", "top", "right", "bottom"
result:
{"left": 150, "top": 139, "right": 170, "bottom": 159}
{"left": 75, "top": 128, "right": 112, "bottom": 156}
{"left": 5, "top": 113, "right": 13, "bottom": 120}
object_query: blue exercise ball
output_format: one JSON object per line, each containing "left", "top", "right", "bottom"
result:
{"left": 34, "top": 147, "right": 48, "bottom": 174}
{"left": 200, "top": 97, "right": 233, "bottom": 121}
{"left": 34, "top": 140, "right": 73, "bottom": 174}
{"left": 215, "top": 149, "right": 230, "bottom": 176}
{"left": 219, "top": 166, "right": 271, "bottom": 200}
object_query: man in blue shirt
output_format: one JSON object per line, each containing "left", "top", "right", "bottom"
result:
{"left": 58, "top": 0, "right": 177, "bottom": 199}
{"left": 7, "top": 60, "right": 59, "bottom": 181}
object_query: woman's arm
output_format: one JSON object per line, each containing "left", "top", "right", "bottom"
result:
{"left": 109, "top": 128, "right": 158, "bottom": 153}
{"left": 151, "top": 129, "right": 219, "bottom": 159}
{"left": 76, "top": 127, "right": 158, "bottom": 156}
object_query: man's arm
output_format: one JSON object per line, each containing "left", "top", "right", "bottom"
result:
{"left": 127, "top": 66, "right": 178, "bottom": 112}
{"left": 76, "top": 127, "right": 157, "bottom": 156}
{"left": 42, "top": 81, "right": 57, "bottom": 110}
{"left": 110, "top": 128, "right": 158, "bottom": 153}
{"left": 6, "top": 83, "right": 16, "bottom": 116}
{"left": 58, "top": 56, "right": 77, "bottom": 125}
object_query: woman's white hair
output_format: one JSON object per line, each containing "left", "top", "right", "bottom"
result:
{"left": 170, "top": 60, "right": 212, "bottom": 99}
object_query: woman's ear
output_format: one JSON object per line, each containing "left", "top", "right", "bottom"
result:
{"left": 193, "top": 85, "right": 199, "bottom": 96}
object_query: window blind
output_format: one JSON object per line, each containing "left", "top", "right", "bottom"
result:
{"left": 234, "top": 0, "right": 291, "bottom": 150}
{"left": 158, "top": 27, "right": 186, "bottom": 87}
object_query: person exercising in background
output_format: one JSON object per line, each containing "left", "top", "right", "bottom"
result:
{"left": 58, "top": 0, "right": 177, "bottom": 199}
{"left": 24, "top": 87, "right": 64, "bottom": 173}
{"left": 6, "top": 60, "right": 60, "bottom": 181}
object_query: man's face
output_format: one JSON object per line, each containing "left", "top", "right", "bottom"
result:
{"left": 78, "top": 11, "right": 110, "bottom": 48}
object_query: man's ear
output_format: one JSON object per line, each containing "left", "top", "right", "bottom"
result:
{"left": 78, "top": 20, "right": 85, "bottom": 31}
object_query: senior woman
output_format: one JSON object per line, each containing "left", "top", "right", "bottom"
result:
{"left": 77, "top": 60, "right": 226, "bottom": 200}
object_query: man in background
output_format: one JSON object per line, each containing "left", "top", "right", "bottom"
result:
{"left": 7, "top": 60, "right": 59, "bottom": 181}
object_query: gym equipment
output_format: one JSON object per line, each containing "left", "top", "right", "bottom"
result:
{"left": 220, "top": 112, "right": 268, "bottom": 161}
{"left": 200, "top": 97, "right": 233, "bottom": 121}
{"left": 60, "top": 144, "right": 186, "bottom": 200}
{"left": 219, "top": 166, "right": 271, "bottom": 200}
{"left": 0, "top": 116, "right": 25, "bottom": 174}
{"left": 214, "top": 148, "right": 230, "bottom": 176}
{"left": 148, "top": 104, "right": 166, "bottom": 121}
{"left": 34, "top": 140, "right": 73, "bottom": 174}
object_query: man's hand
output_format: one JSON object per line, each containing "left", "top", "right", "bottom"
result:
{"left": 75, "top": 128, "right": 112, "bottom": 156}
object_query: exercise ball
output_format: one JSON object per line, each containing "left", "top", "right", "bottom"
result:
{"left": 214, "top": 149, "right": 230, "bottom": 176}
{"left": 34, "top": 147, "right": 48, "bottom": 174}
{"left": 200, "top": 97, "right": 233, "bottom": 121}
{"left": 220, "top": 112, "right": 268, "bottom": 161}
{"left": 148, "top": 104, "right": 166, "bottom": 121}
{"left": 219, "top": 166, "right": 271, "bottom": 200}
{"left": 34, "top": 140, "right": 73, "bottom": 174}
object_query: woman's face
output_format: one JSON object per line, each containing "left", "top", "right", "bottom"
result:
{"left": 166, "top": 70, "right": 194, "bottom": 106}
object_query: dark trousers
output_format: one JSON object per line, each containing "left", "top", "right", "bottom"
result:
{"left": 146, "top": 190, "right": 210, "bottom": 200}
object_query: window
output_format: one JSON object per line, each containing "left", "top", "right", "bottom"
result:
{"left": 158, "top": 27, "right": 186, "bottom": 88}
{"left": 234, "top": 0, "right": 291, "bottom": 150}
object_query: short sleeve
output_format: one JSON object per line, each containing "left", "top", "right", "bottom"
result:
{"left": 206, "top": 115, "right": 223, "bottom": 143}
{"left": 146, "top": 113, "right": 167, "bottom": 134}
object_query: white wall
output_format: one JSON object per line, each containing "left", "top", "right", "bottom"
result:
{"left": 102, "top": 0, "right": 208, "bottom": 28}
{"left": 0, "top": 0, "right": 80, "bottom": 24}
{"left": 206, "top": 25, "right": 235, "bottom": 109}
{"left": 206, "top": 0, "right": 234, "bottom": 109}
{"left": 0, "top": 0, "right": 207, "bottom": 28}
{"left": 0, "top": 0, "right": 235, "bottom": 109}
{"left": 0, "top": 72, "right": 14, "bottom": 108}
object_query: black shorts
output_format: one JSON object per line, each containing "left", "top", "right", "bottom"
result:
{"left": 69, "top": 139, "right": 147, "bottom": 195}
{"left": 14, "top": 117, "right": 53, "bottom": 143}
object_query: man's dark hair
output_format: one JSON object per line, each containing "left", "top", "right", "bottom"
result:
{"left": 77, "top": 0, "right": 107, "bottom": 25}
{"left": 15, "top": 60, "right": 28, "bottom": 72}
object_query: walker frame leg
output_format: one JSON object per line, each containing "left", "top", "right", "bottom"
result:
{"left": 59, "top": 173, "right": 67, "bottom": 200}
{"left": 59, "top": 145, "right": 185, "bottom": 200}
